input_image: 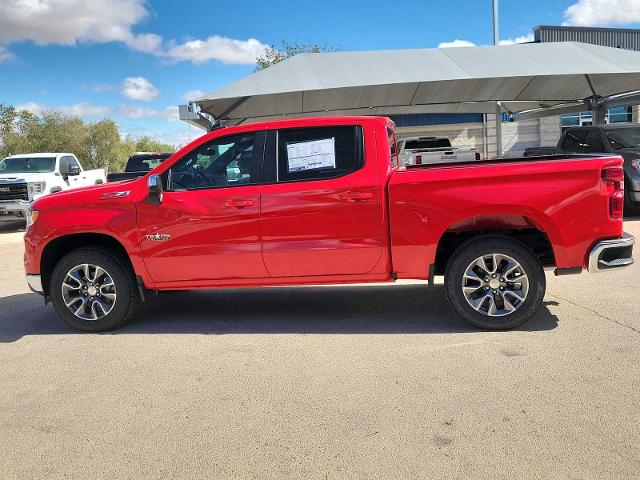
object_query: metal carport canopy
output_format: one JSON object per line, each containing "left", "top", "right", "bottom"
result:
{"left": 193, "top": 41, "right": 640, "bottom": 127}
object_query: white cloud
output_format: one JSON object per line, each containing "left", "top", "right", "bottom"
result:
{"left": 164, "top": 36, "right": 269, "bottom": 64}
{"left": 438, "top": 39, "right": 476, "bottom": 48}
{"left": 117, "top": 105, "right": 159, "bottom": 119}
{"left": 182, "top": 89, "right": 205, "bottom": 101}
{"left": 122, "top": 125, "right": 206, "bottom": 148}
{"left": 164, "top": 106, "right": 180, "bottom": 122}
{"left": 438, "top": 34, "right": 533, "bottom": 49}
{"left": 563, "top": 0, "right": 640, "bottom": 26}
{"left": 0, "top": 45, "right": 14, "bottom": 63}
{"left": 0, "top": 0, "right": 268, "bottom": 65}
{"left": 16, "top": 101, "right": 110, "bottom": 117}
{"left": 0, "top": 0, "right": 147, "bottom": 46}
{"left": 126, "top": 33, "right": 163, "bottom": 55}
{"left": 499, "top": 33, "right": 534, "bottom": 45}
{"left": 121, "top": 77, "right": 159, "bottom": 101}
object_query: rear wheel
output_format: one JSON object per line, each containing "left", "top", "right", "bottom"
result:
{"left": 444, "top": 236, "right": 545, "bottom": 330}
{"left": 50, "top": 247, "right": 138, "bottom": 332}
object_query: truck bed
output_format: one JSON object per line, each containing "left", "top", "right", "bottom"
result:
{"left": 389, "top": 154, "right": 625, "bottom": 279}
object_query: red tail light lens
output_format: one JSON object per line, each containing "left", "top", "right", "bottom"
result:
{"left": 610, "top": 190, "right": 624, "bottom": 219}
{"left": 602, "top": 167, "right": 624, "bottom": 183}
{"left": 602, "top": 166, "right": 624, "bottom": 219}
{"left": 415, "top": 155, "right": 422, "bottom": 165}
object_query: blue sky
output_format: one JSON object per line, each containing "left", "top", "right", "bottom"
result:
{"left": 1, "top": 0, "right": 640, "bottom": 145}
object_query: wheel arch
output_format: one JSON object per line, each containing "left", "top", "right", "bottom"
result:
{"left": 40, "top": 232, "right": 135, "bottom": 296}
{"left": 433, "top": 214, "right": 557, "bottom": 275}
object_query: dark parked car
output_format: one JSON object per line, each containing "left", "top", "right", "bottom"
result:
{"left": 524, "top": 124, "right": 640, "bottom": 209}
{"left": 107, "top": 152, "right": 172, "bottom": 182}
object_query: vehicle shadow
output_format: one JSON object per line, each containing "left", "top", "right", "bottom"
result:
{"left": 0, "top": 219, "right": 25, "bottom": 233}
{"left": 0, "top": 284, "right": 559, "bottom": 342}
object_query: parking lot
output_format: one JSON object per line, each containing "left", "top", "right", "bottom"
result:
{"left": 0, "top": 219, "right": 638, "bottom": 479}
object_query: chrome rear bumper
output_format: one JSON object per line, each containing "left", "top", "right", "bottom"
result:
{"left": 588, "top": 233, "right": 635, "bottom": 272}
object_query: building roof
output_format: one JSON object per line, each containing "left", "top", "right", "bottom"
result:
{"left": 194, "top": 42, "right": 640, "bottom": 126}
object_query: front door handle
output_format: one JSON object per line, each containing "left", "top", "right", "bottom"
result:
{"left": 224, "top": 199, "right": 256, "bottom": 208}
{"left": 339, "top": 191, "right": 374, "bottom": 202}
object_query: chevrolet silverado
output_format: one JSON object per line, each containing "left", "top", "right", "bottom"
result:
{"left": 24, "top": 116, "right": 634, "bottom": 331}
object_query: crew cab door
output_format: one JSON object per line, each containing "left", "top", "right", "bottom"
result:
{"left": 259, "top": 124, "right": 385, "bottom": 277}
{"left": 137, "top": 131, "right": 268, "bottom": 284}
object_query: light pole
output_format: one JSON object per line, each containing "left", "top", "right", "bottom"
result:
{"left": 493, "top": 0, "right": 499, "bottom": 46}
{"left": 493, "top": 0, "right": 503, "bottom": 157}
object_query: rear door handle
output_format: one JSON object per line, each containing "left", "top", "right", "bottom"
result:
{"left": 339, "top": 191, "right": 374, "bottom": 201}
{"left": 224, "top": 198, "right": 256, "bottom": 208}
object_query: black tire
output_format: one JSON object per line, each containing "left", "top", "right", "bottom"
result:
{"left": 624, "top": 179, "right": 639, "bottom": 217}
{"left": 444, "top": 235, "right": 546, "bottom": 330}
{"left": 50, "top": 247, "right": 138, "bottom": 332}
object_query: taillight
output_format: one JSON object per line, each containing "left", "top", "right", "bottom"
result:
{"left": 415, "top": 155, "right": 422, "bottom": 165}
{"left": 475, "top": 152, "right": 481, "bottom": 161}
{"left": 602, "top": 167, "right": 624, "bottom": 183}
{"left": 610, "top": 190, "right": 624, "bottom": 219}
{"left": 602, "top": 166, "right": 624, "bottom": 219}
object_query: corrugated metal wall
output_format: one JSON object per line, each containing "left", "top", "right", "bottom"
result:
{"left": 535, "top": 26, "right": 640, "bottom": 51}
{"left": 388, "top": 113, "right": 484, "bottom": 127}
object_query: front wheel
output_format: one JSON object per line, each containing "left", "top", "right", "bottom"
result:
{"left": 50, "top": 247, "right": 138, "bottom": 331}
{"left": 444, "top": 236, "right": 546, "bottom": 330}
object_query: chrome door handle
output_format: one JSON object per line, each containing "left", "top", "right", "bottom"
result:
{"left": 224, "top": 199, "right": 255, "bottom": 208}
{"left": 340, "top": 191, "right": 373, "bottom": 201}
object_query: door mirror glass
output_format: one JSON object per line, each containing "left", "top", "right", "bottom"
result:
{"left": 68, "top": 163, "right": 80, "bottom": 176}
{"left": 147, "top": 174, "right": 163, "bottom": 204}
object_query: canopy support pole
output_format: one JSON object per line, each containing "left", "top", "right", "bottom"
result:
{"left": 593, "top": 106, "right": 606, "bottom": 125}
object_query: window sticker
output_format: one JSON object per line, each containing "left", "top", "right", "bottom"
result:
{"left": 286, "top": 137, "right": 336, "bottom": 172}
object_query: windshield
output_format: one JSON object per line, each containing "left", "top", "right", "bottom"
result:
{"left": 0, "top": 157, "right": 56, "bottom": 173}
{"left": 125, "top": 153, "right": 172, "bottom": 172}
{"left": 606, "top": 127, "right": 640, "bottom": 150}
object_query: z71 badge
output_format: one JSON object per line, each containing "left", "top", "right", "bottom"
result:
{"left": 100, "top": 190, "right": 131, "bottom": 199}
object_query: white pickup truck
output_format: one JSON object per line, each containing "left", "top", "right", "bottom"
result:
{"left": 0, "top": 153, "right": 106, "bottom": 219}
{"left": 398, "top": 136, "right": 480, "bottom": 166}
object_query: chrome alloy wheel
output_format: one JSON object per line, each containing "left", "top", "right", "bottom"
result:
{"left": 461, "top": 253, "right": 529, "bottom": 317}
{"left": 61, "top": 264, "right": 117, "bottom": 321}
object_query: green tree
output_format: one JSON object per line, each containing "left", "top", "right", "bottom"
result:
{"left": 132, "top": 136, "right": 174, "bottom": 153}
{"left": 0, "top": 103, "right": 176, "bottom": 174}
{"left": 255, "top": 40, "right": 341, "bottom": 71}
{"left": 85, "top": 119, "right": 124, "bottom": 171}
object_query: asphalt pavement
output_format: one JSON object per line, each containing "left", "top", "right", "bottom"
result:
{"left": 0, "top": 218, "right": 638, "bottom": 479}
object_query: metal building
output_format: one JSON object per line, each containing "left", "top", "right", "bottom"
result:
{"left": 535, "top": 25, "right": 640, "bottom": 51}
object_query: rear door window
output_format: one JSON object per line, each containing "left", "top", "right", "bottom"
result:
{"left": 561, "top": 129, "right": 588, "bottom": 152}
{"left": 276, "top": 126, "right": 363, "bottom": 182}
{"left": 582, "top": 130, "right": 606, "bottom": 153}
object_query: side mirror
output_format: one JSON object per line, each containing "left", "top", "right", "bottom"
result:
{"left": 147, "top": 174, "right": 163, "bottom": 204}
{"left": 60, "top": 162, "right": 80, "bottom": 178}
{"left": 68, "top": 164, "right": 80, "bottom": 176}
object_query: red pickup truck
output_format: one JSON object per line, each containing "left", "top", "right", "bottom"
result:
{"left": 24, "top": 116, "right": 634, "bottom": 332}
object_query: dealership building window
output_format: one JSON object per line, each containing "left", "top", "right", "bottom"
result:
{"left": 561, "top": 106, "right": 632, "bottom": 129}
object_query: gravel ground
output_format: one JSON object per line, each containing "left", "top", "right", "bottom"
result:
{"left": 0, "top": 218, "right": 638, "bottom": 479}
